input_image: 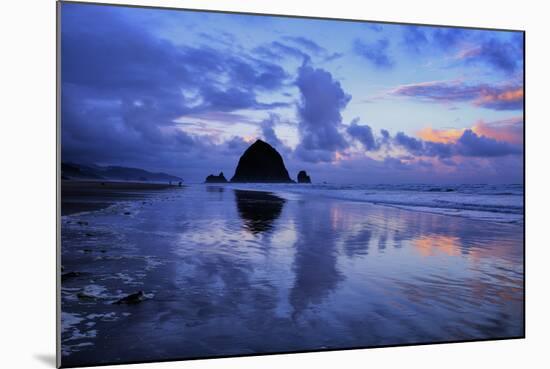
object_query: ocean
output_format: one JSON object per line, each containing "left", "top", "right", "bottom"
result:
{"left": 221, "top": 183, "right": 524, "bottom": 224}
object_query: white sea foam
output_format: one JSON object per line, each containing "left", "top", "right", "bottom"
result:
{"left": 221, "top": 183, "right": 524, "bottom": 224}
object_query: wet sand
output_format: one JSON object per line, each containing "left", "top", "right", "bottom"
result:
{"left": 61, "top": 180, "right": 182, "bottom": 215}
{"left": 60, "top": 184, "right": 524, "bottom": 367}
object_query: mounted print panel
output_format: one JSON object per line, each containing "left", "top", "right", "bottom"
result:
{"left": 58, "top": 1, "right": 524, "bottom": 367}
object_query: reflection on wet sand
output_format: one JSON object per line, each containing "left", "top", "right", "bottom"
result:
{"left": 414, "top": 235, "right": 461, "bottom": 257}
{"left": 289, "top": 201, "right": 342, "bottom": 317}
{"left": 61, "top": 185, "right": 524, "bottom": 366}
{"left": 234, "top": 190, "right": 286, "bottom": 234}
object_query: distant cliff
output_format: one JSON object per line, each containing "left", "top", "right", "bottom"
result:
{"left": 231, "top": 140, "right": 294, "bottom": 183}
{"left": 61, "top": 163, "right": 182, "bottom": 182}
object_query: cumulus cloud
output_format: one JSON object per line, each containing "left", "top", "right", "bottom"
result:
{"left": 393, "top": 130, "right": 522, "bottom": 158}
{"left": 392, "top": 80, "right": 523, "bottom": 110}
{"left": 346, "top": 120, "right": 378, "bottom": 151}
{"left": 259, "top": 113, "right": 293, "bottom": 155}
{"left": 294, "top": 63, "right": 351, "bottom": 162}
{"left": 472, "top": 117, "right": 523, "bottom": 144}
{"left": 353, "top": 39, "right": 393, "bottom": 68}
{"left": 394, "top": 132, "right": 424, "bottom": 154}
{"left": 456, "top": 129, "right": 522, "bottom": 157}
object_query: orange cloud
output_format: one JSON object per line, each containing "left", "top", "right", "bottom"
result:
{"left": 417, "top": 116, "right": 523, "bottom": 145}
{"left": 472, "top": 117, "right": 523, "bottom": 144}
{"left": 475, "top": 87, "right": 523, "bottom": 110}
{"left": 417, "top": 127, "right": 464, "bottom": 143}
{"left": 243, "top": 135, "right": 257, "bottom": 143}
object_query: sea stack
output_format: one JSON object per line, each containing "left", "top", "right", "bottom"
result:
{"left": 205, "top": 172, "right": 228, "bottom": 183}
{"left": 297, "top": 170, "right": 311, "bottom": 184}
{"left": 231, "top": 140, "right": 294, "bottom": 183}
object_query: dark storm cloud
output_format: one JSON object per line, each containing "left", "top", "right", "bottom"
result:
{"left": 294, "top": 63, "right": 351, "bottom": 162}
{"left": 353, "top": 38, "right": 393, "bottom": 68}
{"left": 60, "top": 4, "right": 290, "bottom": 176}
{"left": 392, "top": 81, "right": 523, "bottom": 111}
{"left": 393, "top": 130, "right": 521, "bottom": 158}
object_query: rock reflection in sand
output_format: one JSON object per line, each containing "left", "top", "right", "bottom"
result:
{"left": 61, "top": 185, "right": 523, "bottom": 366}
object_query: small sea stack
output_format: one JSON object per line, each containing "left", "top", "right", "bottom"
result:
{"left": 205, "top": 172, "right": 228, "bottom": 183}
{"left": 231, "top": 140, "right": 294, "bottom": 183}
{"left": 297, "top": 170, "right": 311, "bottom": 184}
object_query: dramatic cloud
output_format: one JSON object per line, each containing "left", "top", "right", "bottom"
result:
{"left": 472, "top": 117, "right": 523, "bottom": 144}
{"left": 416, "top": 127, "right": 464, "bottom": 143}
{"left": 456, "top": 129, "right": 522, "bottom": 157}
{"left": 61, "top": 4, "right": 291, "bottom": 178}
{"left": 353, "top": 39, "right": 393, "bottom": 68}
{"left": 400, "top": 26, "right": 467, "bottom": 55}
{"left": 400, "top": 26, "right": 523, "bottom": 76}
{"left": 60, "top": 3, "right": 524, "bottom": 184}
{"left": 259, "top": 113, "right": 293, "bottom": 155}
{"left": 294, "top": 64, "right": 351, "bottom": 162}
{"left": 394, "top": 132, "right": 424, "bottom": 154}
{"left": 393, "top": 129, "right": 522, "bottom": 158}
{"left": 458, "top": 35, "right": 523, "bottom": 74}
{"left": 346, "top": 120, "right": 378, "bottom": 151}
{"left": 392, "top": 81, "right": 523, "bottom": 110}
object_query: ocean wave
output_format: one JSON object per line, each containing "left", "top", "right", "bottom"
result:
{"left": 221, "top": 183, "right": 524, "bottom": 224}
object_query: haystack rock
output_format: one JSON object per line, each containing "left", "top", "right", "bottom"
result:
{"left": 297, "top": 170, "right": 311, "bottom": 184}
{"left": 205, "top": 172, "right": 228, "bottom": 183}
{"left": 231, "top": 140, "right": 294, "bottom": 183}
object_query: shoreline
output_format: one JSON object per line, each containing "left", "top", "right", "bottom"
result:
{"left": 204, "top": 183, "right": 524, "bottom": 226}
{"left": 61, "top": 181, "right": 524, "bottom": 225}
{"left": 61, "top": 180, "right": 183, "bottom": 216}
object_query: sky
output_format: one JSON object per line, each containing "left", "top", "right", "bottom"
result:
{"left": 60, "top": 2, "right": 524, "bottom": 184}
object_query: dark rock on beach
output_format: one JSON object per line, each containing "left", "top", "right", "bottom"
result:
{"left": 113, "top": 291, "right": 145, "bottom": 305}
{"left": 231, "top": 140, "right": 293, "bottom": 183}
{"left": 205, "top": 172, "right": 228, "bottom": 183}
{"left": 77, "top": 292, "right": 96, "bottom": 301}
{"left": 297, "top": 170, "right": 311, "bottom": 184}
{"left": 61, "top": 271, "right": 81, "bottom": 282}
